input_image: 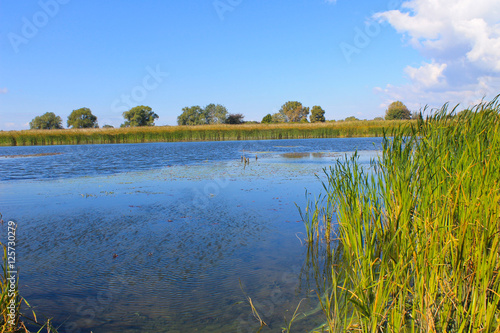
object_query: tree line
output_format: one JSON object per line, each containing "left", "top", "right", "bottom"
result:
{"left": 176, "top": 104, "right": 245, "bottom": 125}
{"left": 176, "top": 101, "right": 327, "bottom": 125}
{"left": 29, "top": 106, "right": 159, "bottom": 130}
{"left": 28, "top": 101, "right": 415, "bottom": 129}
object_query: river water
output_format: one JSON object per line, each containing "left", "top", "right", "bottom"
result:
{"left": 0, "top": 138, "right": 381, "bottom": 332}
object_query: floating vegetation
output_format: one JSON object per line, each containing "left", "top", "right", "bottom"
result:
{"left": 297, "top": 97, "right": 500, "bottom": 331}
{"left": 280, "top": 152, "right": 337, "bottom": 159}
{"left": 0, "top": 153, "right": 63, "bottom": 158}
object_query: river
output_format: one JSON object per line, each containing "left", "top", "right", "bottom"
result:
{"left": 0, "top": 138, "right": 381, "bottom": 332}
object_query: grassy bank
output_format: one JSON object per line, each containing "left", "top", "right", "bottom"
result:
{"left": 0, "top": 120, "right": 409, "bottom": 146}
{"left": 298, "top": 98, "right": 500, "bottom": 331}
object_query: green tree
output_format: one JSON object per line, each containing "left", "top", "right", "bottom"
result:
{"left": 385, "top": 101, "right": 411, "bottom": 120}
{"left": 279, "top": 101, "right": 309, "bottom": 122}
{"left": 102, "top": 125, "right": 114, "bottom": 128}
{"left": 67, "top": 107, "right": 98, "bottom": 128}
{"left": 29, "top": 112, "right": 63, "bottom": 129}
{"left": 373, "top": 117, "right": 384, "bottom": 121}
{"left": 226, "top": 113, "right": 244, "bottom": 124}
{"left": 411, "top": 111, "right": 423, "bottom": 120}
{"left": 177, "top": 106, "right": 206, "bottom": 125}
{"left": 261, "top": 114, "right": 273, "bottom": 124}
{"left": 345, "top": 116, "right": 360, "bottom": 122}
{"left": 310, "top": 106, "right": 326, "bottom": 123}
{"left": 271, "top": 112, "right": 286, "bottom": 123}
{"left": 205, "top": 104, "right": 228, "bottom": 124}
{"left": 122, "top": 106, "right": 158, "bottom": 127}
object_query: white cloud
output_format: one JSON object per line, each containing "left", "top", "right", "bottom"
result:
{"left": 376, "top": 75, "right": 499, "bottom": 112}
{"left": 0, "top": 88, "right": 8, "bottom": 94}
{"left": 405, "top": 62, "right": 447, "bottom": 89}
{"left": 374, "top": 0, "right": 500, "bottom": 109}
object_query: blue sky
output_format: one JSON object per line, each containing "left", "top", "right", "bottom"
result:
{"left": 1, "top": 0, "right": 499, "bottom": 129}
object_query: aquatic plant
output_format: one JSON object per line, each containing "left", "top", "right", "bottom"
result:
{"left": 1, "top": 241, "right": 59, "bottom": 333}
{"left": 300, "top": 97, "right": 500, "bottom": 331}
{"left": 0, "top": 120, "right": 409, "bottom": 146}
{"left": 239, "top": 279, "right": 267, "bottom": 332}
{"left": 1, "top": 241, "right": 20, "bottom": 332}
{"left": 281, "top": 299, "right": 306, "bottom": 333}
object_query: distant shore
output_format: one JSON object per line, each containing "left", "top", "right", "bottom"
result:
{"left": 0, "top": 120, "right": 411, "bottom": 146}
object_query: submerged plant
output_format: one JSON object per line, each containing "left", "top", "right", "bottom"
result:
{"left": 239, "top": 279, "right": 267, "bottom": 332}
{"left": 298, "top": 97, "right": 500, "bottom": 332}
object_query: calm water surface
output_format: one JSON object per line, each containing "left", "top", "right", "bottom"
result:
{"left": 0, "top": 138, "right": 381, "bottom": 332}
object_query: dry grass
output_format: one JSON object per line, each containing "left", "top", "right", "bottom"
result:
{"left": 0, "top": 120, "right": 411, "bottom": 146}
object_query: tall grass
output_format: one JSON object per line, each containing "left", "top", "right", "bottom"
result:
{"left": 1, "top": 241, "right": 21, "bottom": 332}
{"left": 301, "top": 97, "right": 500, "bottom": 331}
{"left": 1, "top": 241, "right": 58, "bottom": 332}
{"left": 0, "top": 120, "right": 408, "bottom": 146}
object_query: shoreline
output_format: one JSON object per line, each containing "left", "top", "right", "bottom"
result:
{"left": 0, "top": 120, "right": 410, "bottom": 146}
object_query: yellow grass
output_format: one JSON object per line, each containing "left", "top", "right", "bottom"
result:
{"left": 0, "top": 120, "right": 412, "bottom": 146}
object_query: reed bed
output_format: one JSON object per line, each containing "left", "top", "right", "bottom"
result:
{"left": 1, "top": 240, "right": 58, "bottom": 332}
{"left": 300, "top": 98, "right": 500, "bottom": 332}
{"left": 0, "top": 241, "right": 21, "bottom": 333}
{"left": 0, "top": 120, "right": 407, "bottom": 146}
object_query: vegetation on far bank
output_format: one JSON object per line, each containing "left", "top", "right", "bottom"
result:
{"left": 10, "top": 99, "right": 423, "bottom": 146}
{"left": 23, "top": 99, "right": 417, "bottom": 130}
{"left": 0, "top": 120, "right": 410, "bottom": 146}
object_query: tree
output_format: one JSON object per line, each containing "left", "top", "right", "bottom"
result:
{"left": 177, "top": 104, "right": 229, "bottom": 125}
{"left": 205, "top": 104, "right": 228, "bottom": 124}
{"left": 345, "top": 116, "right": 360, "bottom": 122}
{"left": 177, "top": 106, "right": 206, "bottom": 125}
{"left": 102, "top": 125, "right": 114, "bottom": 128}
{"left": 30, "top": 112, "right": 63, "bottom": 129}
{"left": 385, "top": 101, "right": 411, "bottom": 120}
{"left": 67, "top": 107, "right": 98, "bottom": 128}
{"left": 226, "top": 113, "right": 244, "bottom": 124}
{"left": 279, "top": 101, "right": 309, "bottom": 122}
{"left": 310, "top": 106, "right": 326, "bottom": 123}
{"left": 411, "top": 111, "right": 423, "bottom": 120}
{"left": 261, "top": 114, "right": 273, "bottom": 124}
{"left": 122, "top": 106, "right": 158, "bottom": 127}
{"left": 271, "top": 112, "right": 286, "bottom": 123}
{"left": 373, "top": 117, "right": 384, "bottom": 121}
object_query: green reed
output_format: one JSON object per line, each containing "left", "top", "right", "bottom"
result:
{"left": 1, "top": 241, "right": 58, "bottom": 333}
{"left": 299, "top": 97, "right": 500, "bottom": 332}
{"left": 0, "top": 121, "right": 408, "bottom": 146}
{"left": 1, "top": 241, "right": 20, "bottom": 332}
